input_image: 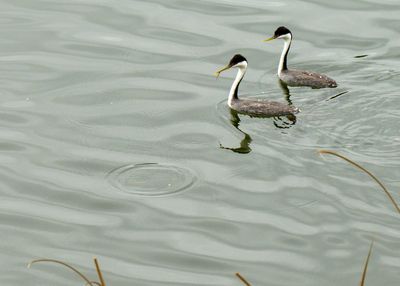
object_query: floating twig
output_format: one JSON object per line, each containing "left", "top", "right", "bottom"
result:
{"left": 318, "top": 150, "right": 400, "bottom": 214}
{"left": 328, "top": 90, "right": 349, "bottom": 101}
{"left": 236, "top": 272, "right": 252, "bottom": 286}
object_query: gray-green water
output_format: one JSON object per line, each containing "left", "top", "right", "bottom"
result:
{"left": 1, "top": 0, "right": 400, "bottom": 285}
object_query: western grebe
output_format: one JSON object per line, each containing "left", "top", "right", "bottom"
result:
{"left": 264, "top": 26, "right": 337, "bottom": 89}
{"left": 215, "top": 54, "right": 299, "bottom": 117}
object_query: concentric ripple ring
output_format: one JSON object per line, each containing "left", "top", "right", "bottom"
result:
{"left": 107, "top": 163, "right": 196, "bottom": 196}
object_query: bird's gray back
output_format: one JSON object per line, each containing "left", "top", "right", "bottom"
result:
{"left": 280, "top": 69, "right": 337, "bottom": 88}
{"left": 231, "top": 99, "right": 298, "bottom": 117}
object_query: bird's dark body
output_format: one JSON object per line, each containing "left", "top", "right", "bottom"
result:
{"left": 230, "top": 98, "right": 298, "bottom": 117}
{"left": 280, "top": 69, "right": 337, "bottom": 89}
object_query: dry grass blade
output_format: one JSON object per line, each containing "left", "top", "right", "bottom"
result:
{"left": 235, "top": 272, "right": 252, "bottom": 286}
{"left": 360, "top": 241, "right": 374, "bottom": 286}
{"left": 28, "top": 259, "right": 96, "bottom": 286}
{"left": 318, "top": 150, "right": 400, "bottom": 214}
{"left": 94, "top": 258, "right": 106, "bottom": 286}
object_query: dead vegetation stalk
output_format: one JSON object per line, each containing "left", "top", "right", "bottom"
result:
{"left": 318, "top": 149, "right": 400, "bottom": 214}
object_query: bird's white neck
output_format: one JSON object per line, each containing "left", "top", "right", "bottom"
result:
{"left": 228, "top": 62, "right": 247, "bottom": 108}
{"left": 278, "top": 33, "right": 292, "bottom": 77}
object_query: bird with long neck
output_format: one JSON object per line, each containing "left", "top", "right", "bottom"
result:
{"left": 216, "top": 54, "right": 247, "bottom": 108}
{"left": 215, "top": 54, "right": 298, "bottom": 117}
{"left": 277, "top": 30, "right": 291, "bottom": 77}
{"left": 264, "top": 26, "right": 337, "bottom": 89}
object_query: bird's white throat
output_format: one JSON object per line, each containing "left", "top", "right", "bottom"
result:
{"left": 278, "top": 33, "right": 292, "bottom": 77}
{"left": 228, "top": 61, "right": 247, "bottom": 107}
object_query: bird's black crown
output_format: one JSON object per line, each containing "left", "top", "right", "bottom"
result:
{"left": 274, "top": 26, "right": 291, "bottom": 37}
{"left": 229, "top": 54, "right": 247, "bottom": 66}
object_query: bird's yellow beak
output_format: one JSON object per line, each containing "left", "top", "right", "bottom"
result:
{"left": 263, "top": 36, "right": 276, "bottom": 42}
{"left": 214, "top": 65, "right": 232, "bottom": 78}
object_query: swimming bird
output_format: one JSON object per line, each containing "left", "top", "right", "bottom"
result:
{"left": 264, "top": 26, "right": 337, "bottom": 88}
{"left": 215, "top": 54, "right": 298, "bottom": 117}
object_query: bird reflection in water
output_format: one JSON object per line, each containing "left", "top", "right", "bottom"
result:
{"left": 219, "top": 108, "right": 253, "bottom": 154}
{"left": 220, "top": 107, "right": 296, "bottom": 154}
{"left": 278, "top": 79, "right": 292, "bottom": 104}
{"left": 274, "top": 79, "right": 297, "bottom": 127}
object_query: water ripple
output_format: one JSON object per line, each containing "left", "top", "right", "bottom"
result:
{"left": 107, "top": 163, "right": 196, "bottom": 196}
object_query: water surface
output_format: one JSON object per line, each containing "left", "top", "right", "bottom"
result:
{"left": 0, "top": 0, "right": 399, "bottom": 285}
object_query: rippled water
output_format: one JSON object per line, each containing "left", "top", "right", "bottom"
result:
{"left": 1, "top": 0, "right": 400, "bottom": 285}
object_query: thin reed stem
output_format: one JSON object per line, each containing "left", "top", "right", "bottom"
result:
{"left": 318, "top": 150, "right": 400, "bottom": 214}
{"left": 94, "top": 258, "right": 106, "bottom": 286}
{"left": 235, "top": 272, "right": 252, "bottom": 286}
{"left": 28, "top": 259, "right": 95, "bottom": 286}
{"left": 360, "top": 241, "right": 374, "bottom": 286}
